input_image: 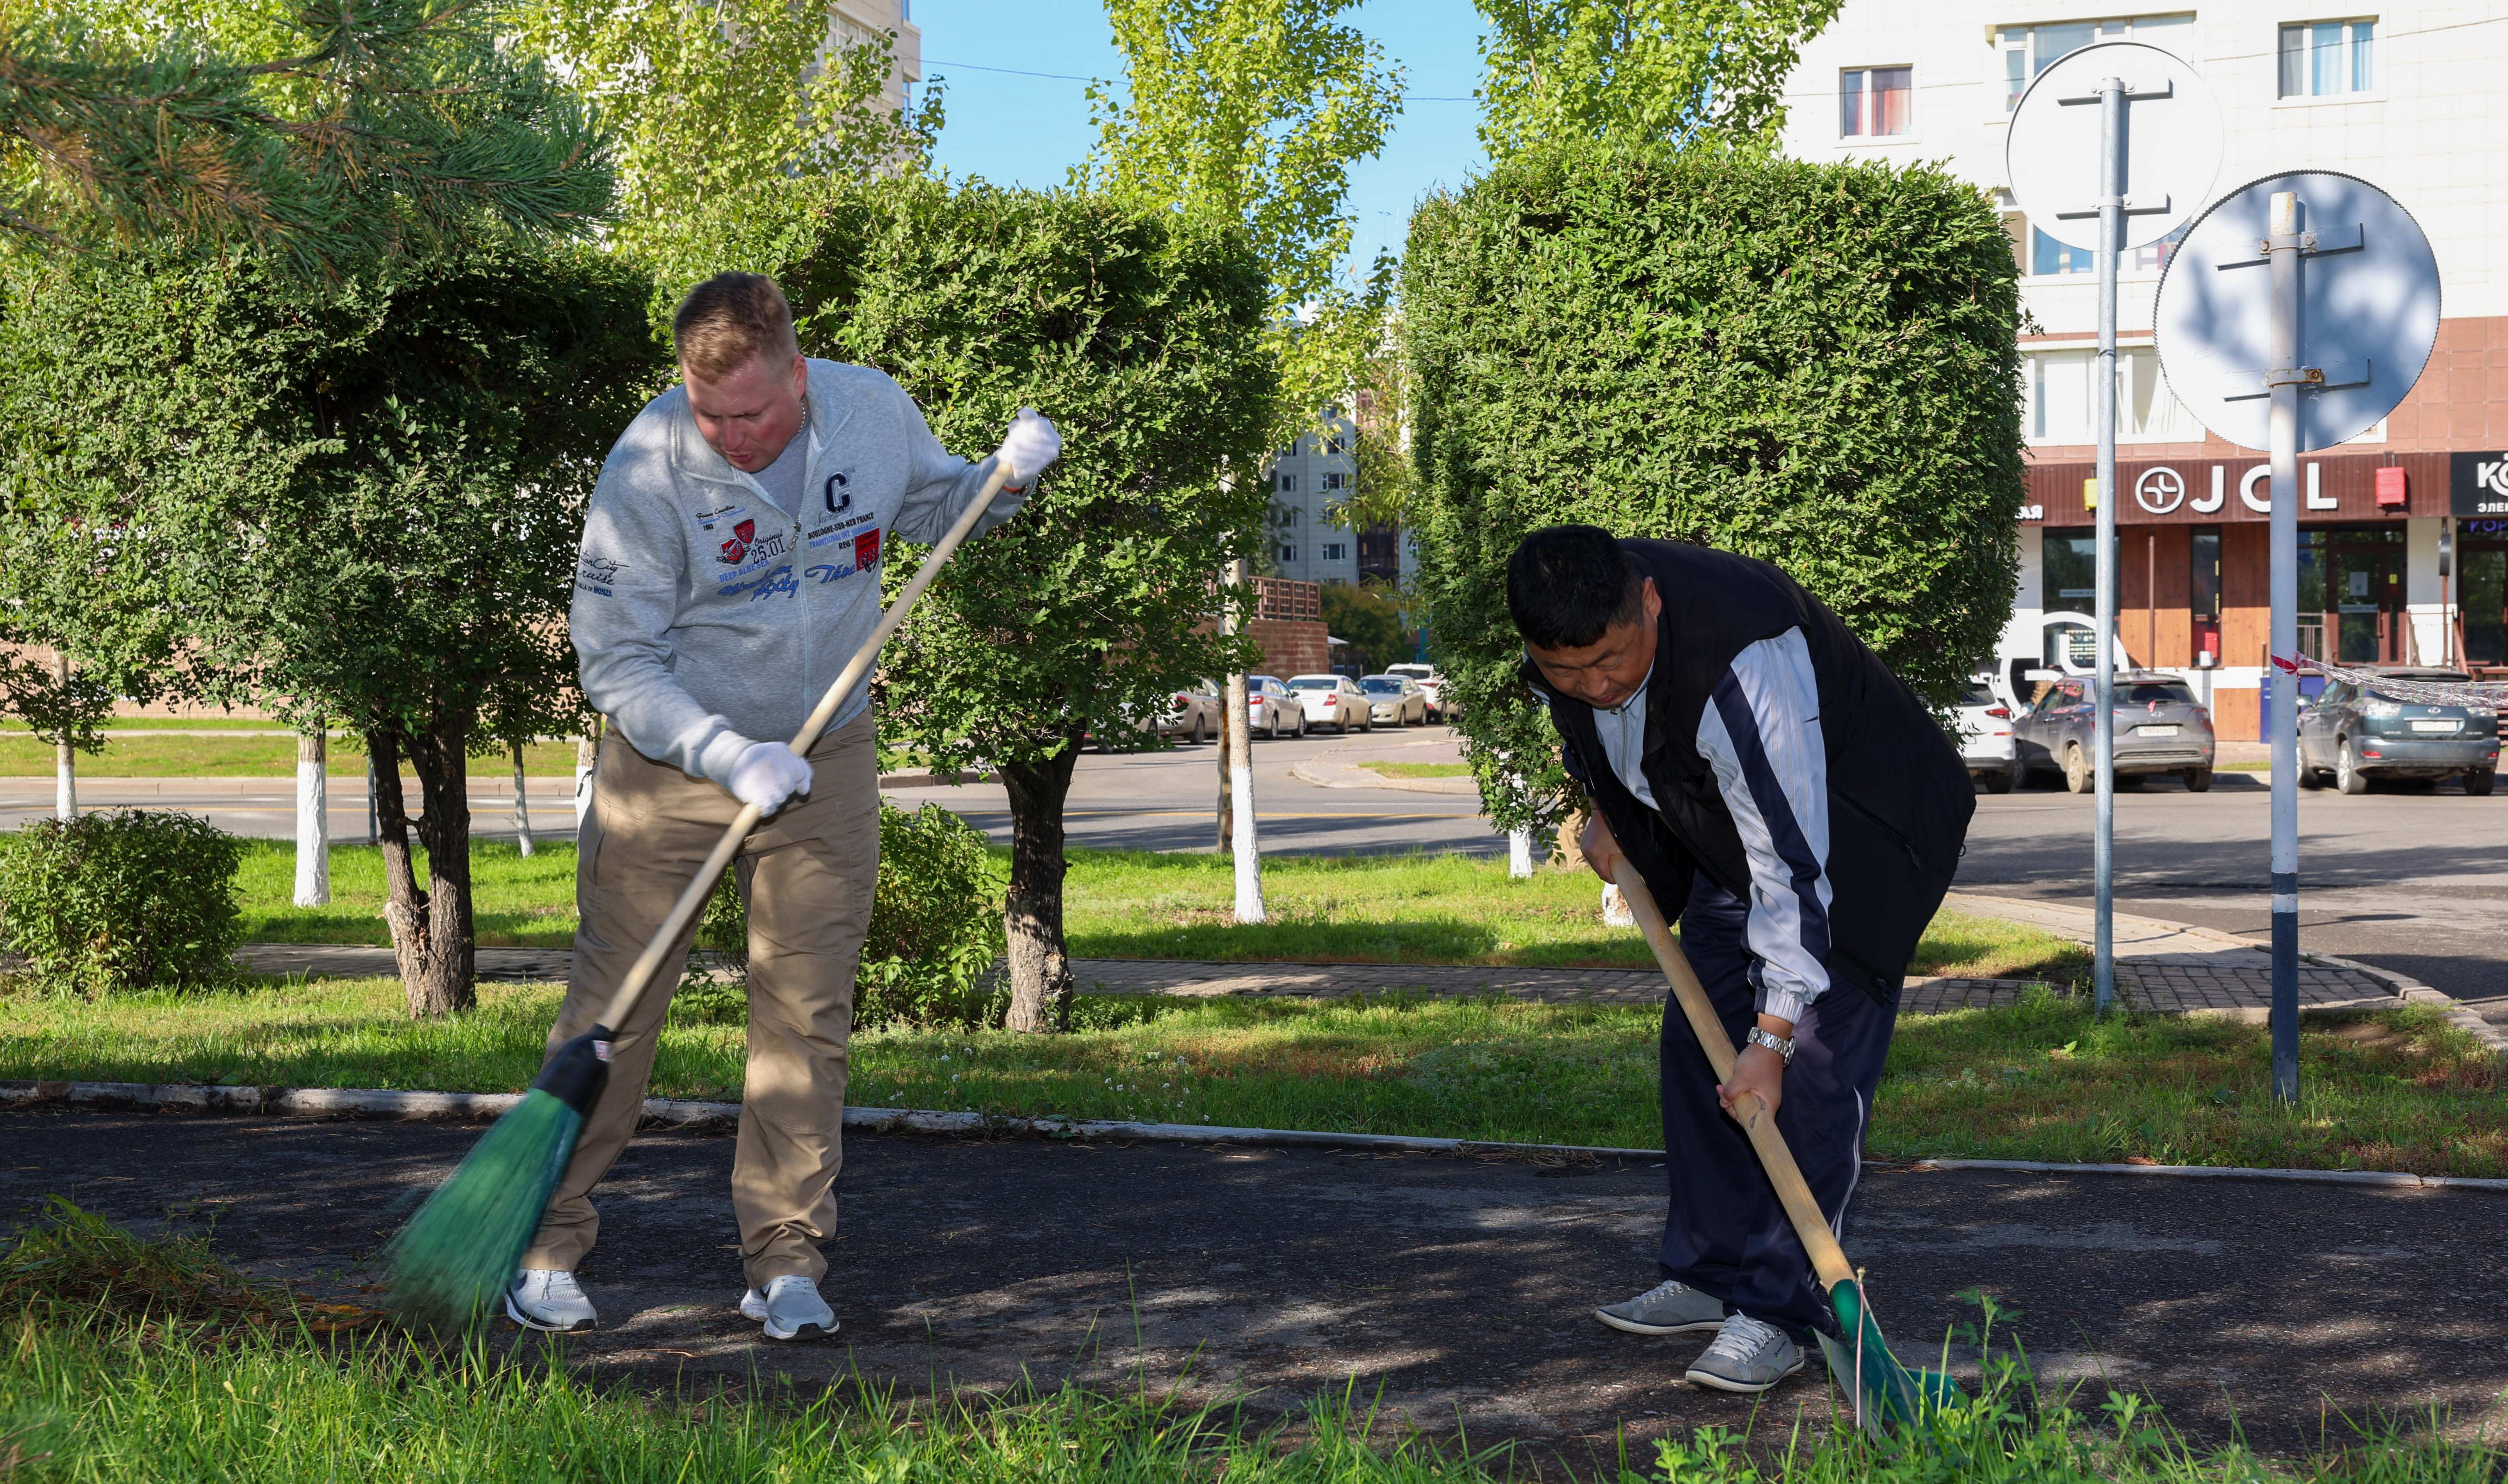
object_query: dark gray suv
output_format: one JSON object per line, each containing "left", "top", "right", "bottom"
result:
{"left": 2297, "top": 668, "right": 2499, "bottom": 795}
{"left": 2014, "top": 672, "right": 2217, "bottom": 793}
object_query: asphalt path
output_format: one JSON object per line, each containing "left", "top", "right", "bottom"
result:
{"left": 12, "top": 1110, "right": 2503, "bottom": 1466}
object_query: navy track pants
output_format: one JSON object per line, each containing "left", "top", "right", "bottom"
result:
{"left": 1656, "top": 873, "right": 1897, "bottom": 1341}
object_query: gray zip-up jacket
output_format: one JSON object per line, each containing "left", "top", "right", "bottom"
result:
{"left": 571, "top": 359, "right": 1007, "bottom": 786}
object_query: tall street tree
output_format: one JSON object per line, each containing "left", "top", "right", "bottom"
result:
{"left": 0, "top": 246, "right": 663, "bottom": 1015}
{"left": 661, "top": 175, "right": 1275, "bottom": 1031}
{"left": 1473, "top": 0, "right": 1843, "bottom": 160}
{"left": 0, "top": 0, "right": 611, "bottom": 276}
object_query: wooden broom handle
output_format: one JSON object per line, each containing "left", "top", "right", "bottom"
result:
{"left": 594, "top": 456, "right": 1016, "bottom": 1032}
{"left": 1615, "top": 869, "right": 1859, "bottom": 1292}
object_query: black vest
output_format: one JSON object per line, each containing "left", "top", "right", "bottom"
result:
{"left": 1523, "top": 539, "right": 1974, "bottom": 1006}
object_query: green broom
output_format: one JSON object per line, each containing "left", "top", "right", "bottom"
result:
{"left": 384, "top": 440, "right": 1022, "bottom": 1328}
{"left": 1614, "top": 872, "right": 1960, "bottom": 1439}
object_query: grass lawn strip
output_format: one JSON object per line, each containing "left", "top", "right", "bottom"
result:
{"left": 0, "top": 734, "right": 581, "bottom": 778}
{"left": 3, "top": 981, "right": 2496, "bottom": 1178}
{"left": 231, "top": 842, "right": 2092, "bottom": 985}
{"left": 7, "top": 1201, "right": 2500, "bottom": 1480}
{"left": 1357, "top": 760, "right": 1474, "bottom": 779}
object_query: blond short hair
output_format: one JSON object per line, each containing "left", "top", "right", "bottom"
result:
{"left": 672, "top": 272, "right": 800, "bottom": 380}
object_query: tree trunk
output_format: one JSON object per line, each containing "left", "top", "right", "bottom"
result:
{"left": 510, "top": 740, "right": 535, "bottom": 858}
{"left": 1214, "top": 701, "right": 1232, "bottom": 856}
{"left": 371, "top": 717, "right": 479, "bottom": 1018}
{"left": 574, "top": 719, "right": 602, "bottom": 829}
{"left": 1000, "top": 747, "right": 1081, "bottom": 1033}
{"left": 51, "top": 653, "right": 74, "bottom": 823}
{"left": 293, "top": 727, "right": 329, "bottom": 906}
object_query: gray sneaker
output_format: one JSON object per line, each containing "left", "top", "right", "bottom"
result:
{"left": 1594, "top": 1277, "right": 1725, "bottom": 1336}
{"left": 1684, "top": 1313, "right": 1805, "bottom": 1394}
{"left": 740, "top": 1275, "right": 836, "bottom": 1342}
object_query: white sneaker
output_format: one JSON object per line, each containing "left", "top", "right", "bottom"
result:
{"left": 739, "top": 1275, "right": 836, "bottom": 1342}
{"left": 505, "top": 1269, "right": 597, "bottom": 1332}
{"left": 1684, "top": 1312, "right": 1805, "bottom": 1394}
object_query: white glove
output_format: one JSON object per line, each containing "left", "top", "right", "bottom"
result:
{"left": 728, "top": 740, "right": 813, "bottom": 814}
{"left": 996, "top": 407, "right": 1061, "bottom": 489}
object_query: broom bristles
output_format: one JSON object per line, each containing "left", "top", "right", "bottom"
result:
{"left": 385, "top": 1088, "right": 583, "bottom": 1328}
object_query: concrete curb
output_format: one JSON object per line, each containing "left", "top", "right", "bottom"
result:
{"left": 1288, "top": 736, "right": 1481, "bottom": 796}
{"left": 875, "top": 769, "right": 998, "bottom": 790}
{"left": 1911, "top": 1156, "right": 2508, "bottom": 1193}
{"left": 12, "top": 1080, "right": 2506, "bottom": 1194}
{"left": 2292, "top": 949, "right": 2508, "bottom": 1056}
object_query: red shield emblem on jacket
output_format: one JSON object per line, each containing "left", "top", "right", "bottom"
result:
{"left": 854, "top": 529, "right": 882, "bottom": 569}
{"left": 718, "top": 518, "right": 759, "bottom": 566}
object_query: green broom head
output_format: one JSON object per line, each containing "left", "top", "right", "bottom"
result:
{"left": 384, "top": 1026, "right": 612, "bottom": 1328}
{"left": 1815, "top": 1276, "right": 1963, "bottom": 1440}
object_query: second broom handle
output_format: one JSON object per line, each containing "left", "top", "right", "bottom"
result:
{"left": 595, "top": 458, "right": 1015, "bottom": 1032}
{"left": 1616, "top": 870, "right": 1859, "bottom": 1293}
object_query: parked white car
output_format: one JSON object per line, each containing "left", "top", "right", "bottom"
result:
{"left": 1383, "top": 663, "right": 1454, "bottom": 720}
{"left": 1287, "top": 674, "right": 1373, "bottom": 733}
{"left": 1360, "top": 674, "right": 1430, "bottom": 726}
{"left": 1245, "top": 676, "right": 1306, "bottom": 739}
{"left": 1953, "top": 674, "right": 2018, "bottom": 794}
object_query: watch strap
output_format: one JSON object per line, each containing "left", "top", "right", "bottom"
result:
{"left": 1746, "top": 1026, "right": 1795, "bottom": 1065}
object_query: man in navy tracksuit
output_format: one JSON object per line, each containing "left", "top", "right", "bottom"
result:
{"left": 1508, "top": 525, "right": 1972, "bottom": 1394}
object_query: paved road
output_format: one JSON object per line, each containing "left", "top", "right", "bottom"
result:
{"left": 12, "top": 1110, "right": 2503, "bottom": 1464}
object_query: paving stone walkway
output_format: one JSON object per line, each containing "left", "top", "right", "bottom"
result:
{"left": 237, "top": 890, "right": 2413, "bottom": 1021}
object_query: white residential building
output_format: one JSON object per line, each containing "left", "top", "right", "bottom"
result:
{"left": 1266, "top": 409, "right": 1364, "bottom": 585}
{"left": 1778, "top": 3, "right": 2508, "bottom": 734}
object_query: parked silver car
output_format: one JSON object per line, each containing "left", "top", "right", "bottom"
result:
{"left": 1360, "top": 674, "right": 1430, "bottom": 726}
{"left": 1383, "top": 662, "right": 1455, "bottom": 720}
{"left": 1142, "top": 681, "right": 1223, "bottom": 744}
{"left": 2297, "top": 667, "right": 2500, "bottom": 795}
{"left": 2013, "top": 671, "right": 2216, "bottom": 792}
{"left": 1286, "top": 673, "right": 1373, "bottom": 733}
{"left": 1245, "top": 675, "right": 1306, "bottom": 739}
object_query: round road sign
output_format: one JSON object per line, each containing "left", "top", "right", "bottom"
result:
{"left": 2152, "top": 170, "right": 2441, "bottom": 454}
{"left": 2007, "top": 41, "right": 2220, "bottom": 254}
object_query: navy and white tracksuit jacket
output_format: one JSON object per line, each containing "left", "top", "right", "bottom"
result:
{"left": 1522, "top": 538, "right": 1973, "bottom": 1339}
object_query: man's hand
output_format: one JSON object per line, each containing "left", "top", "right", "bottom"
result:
{"left": 1581, "top": 811, "right": 1624, "bottom": 885}
{"left": 1717, "top": 1018, "right": 1792, "bottom": 1123}
{"left": 729, "top": 740, "right": 813, "bottom": 814}
{"left": 997, "top": 407, "right": 1061, "bottom": 489}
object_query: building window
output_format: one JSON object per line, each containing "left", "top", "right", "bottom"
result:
{"left": 2000, "top": 15, "right": 2195, "bottom": 110}
{"left": 1840, "top": 67, "right": 1912, "bottom": 137}
{"left": 1322, "top": 543, "right": 1346, "bottom": 562}
{"left": 2029, "top": 221, "right": 2185, "bottom": 277}
{"left": 1279, "top": 545, "right": 1297, "bottom": 564}
{"left": 2044, "top": 534, "right": 2098, "bottom": 609}
{"left": 1323, "top": 433, "right": 1347, "bottom": 455}
{"left": 2027, "top": 346, "right": 2202, "bottom": 444}
{"left": 2280, "top": 21, "right": 2374, "bottom": 98}
{"left": 1321, "top": 472, "right": 1347, "bottom": 491}
{"left": 1276, "top": 472, "right": 1296, "bottom": 493}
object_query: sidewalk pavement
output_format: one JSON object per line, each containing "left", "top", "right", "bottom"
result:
{"left": 240, "top": 888, "right": 2481, "bottom": 1033}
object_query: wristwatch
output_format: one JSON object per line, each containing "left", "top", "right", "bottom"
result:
{"left": 1746, "top": 1026, "right": 1795, "bottom": 1066}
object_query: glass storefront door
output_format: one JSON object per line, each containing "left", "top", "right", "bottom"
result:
{"left": 2463, "top": 530, "right": 2507, "bottom": 667}
{"left": 2316, "top": 528, "right": 2406, "bottom": 663}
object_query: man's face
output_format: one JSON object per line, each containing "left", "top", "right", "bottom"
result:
{"left": 683, "top": 351, "right": 808, "bottom": 472}
{"left": 1524, "top": 578, "right": 1663, "bottom": 710}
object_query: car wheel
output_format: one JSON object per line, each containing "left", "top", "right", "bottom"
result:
{"left": 2336, "top": 738, "right": 2369, "bottom": 795}
{"left": 2298, "top": 762, "right": 2324, "bottom": 789}
{"left": 2466, "top": 768, "right": 2497, "bottom": 797}
{"left": 2183, "top": 768, "right": 2212, "bottom": 793}
{"left": 1984, "top": 767, "right": 2015, "bottom": 795}
{"left": 1186, "top": 716, "right": 1205, "bottom": 745}
{"left": 2062, "top": 744, "right": 2090, "bottom": 794}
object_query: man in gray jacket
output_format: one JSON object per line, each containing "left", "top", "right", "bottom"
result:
{"left": 509, "top": 271, "right": 1057, "bottom": 1341}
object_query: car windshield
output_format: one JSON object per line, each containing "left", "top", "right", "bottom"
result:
{"left": 1288, "top": 676, "right": 1339, "bottom": 691}
{"left": 1960, "top": 682, "right": 1996, "bottom": 706}
{"left": 1362, "top": 678, "right": 1402, "bottom": 693}
{"left": 2121, "top": 682, "right": 2196, "bottom": 704}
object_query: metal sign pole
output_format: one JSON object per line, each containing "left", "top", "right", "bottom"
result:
{"left": 2091, "top": 76, "right": 2123, "bottom": 1016}
{"left": 2265, "top": 189, "right": 2303, "bottom": 1102}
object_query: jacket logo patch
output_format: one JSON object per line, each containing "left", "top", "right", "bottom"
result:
{"left": 806, "top": 511, "right": 874, "bottom": 547}
{"left": 718, "top": 563, "right": 796, "bottom": 601}
{"left": 576, "top": 554, "right": 626, "bottom": 596}
{"left": 824, "top": 470, "right": 852, "bottom": 515}
{"left": 695, "top": 501, "right": 746, "bottom": 532}
{"left": 854, "top": 529, "right": 882, "bottom": 569}
{"left": 717, "top": 519, "right": 789, "bottom": 568}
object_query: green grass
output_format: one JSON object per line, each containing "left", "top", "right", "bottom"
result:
{"left": 1358, "top": 760, "right": 1473, "bottom": 779}
{"left": 233, "top": 841, "right": 2089, "bottom": 982}
{"left": 4, "top": 980, "right": 2498, "bottom": 1175}
{"left": 0, "top": 734, "right": 581, "bottom": 777}
{"left": 4, "top": 1203, "right": 2503, "bottom": 1482}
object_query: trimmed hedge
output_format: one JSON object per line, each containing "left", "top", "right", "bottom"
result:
{"left": 0, "top": 812, "right": 243, "bottom": 996}
{"left": 1403, "top": 141, "right": 2024, "bottom": 829}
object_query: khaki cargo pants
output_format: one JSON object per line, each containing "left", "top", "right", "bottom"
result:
{"left": 523, "top": 712, "right": 878, "bottom": 1289}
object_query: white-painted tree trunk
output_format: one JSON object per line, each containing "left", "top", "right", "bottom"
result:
{"left": 511, "top": 740, "right": 535, "bottom": 857}
{"left": 1602, "top": 882, "right": 1634, "bottom": 926}
{"left": 574, "top": 729, "right": 599, "bottom": 829}
{"left": 1508, "top": 826, "right": 1535, "bottom": 879}
{"left": 51, "top": 653, "right": 74, "bottom": 822}
{"left": 293, "top": 728, "right": 329, "bottom": 906}
{"left": 1221, "top": 559, "right": 1263, "bottom": 923}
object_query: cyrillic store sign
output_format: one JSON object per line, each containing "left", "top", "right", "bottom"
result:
{"left": 2453, "top": 452, "right": 2508, "bottom": 518}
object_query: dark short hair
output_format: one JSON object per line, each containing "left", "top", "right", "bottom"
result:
{"left": 672, "top": 271, "right": 799, "bottom": 379}
{"left": 1506, "top": 525, "right": 1644, "bottom": 650}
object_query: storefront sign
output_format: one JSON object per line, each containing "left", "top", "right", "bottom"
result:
{"left": 2452, "top": 452, "right": 2508, "bottom": 518}
{"left": 2027, "top": 451, "right": 2441, "bottom": 526}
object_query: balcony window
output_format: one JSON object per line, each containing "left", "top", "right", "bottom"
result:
{"left": 2280, "top": 20, "right": 2374, "bottom": 98}
{"left": 2027, "top": 346, "right": 2203, "bottom": 444}
{"left": 1840, "top": 66, "right": 1912, "bottom": 137}
{"left": 1279, "top": 545, "right": 1296, "bottom": 564}
{"left": 2000, "top": 15, "right": 2195, "bottom": 110}
{"left": 1323, "top": 543, "right": 1346, "bottom": 562}
{"left": 1276, "top": 472, "right": 1296, "bottom": 493}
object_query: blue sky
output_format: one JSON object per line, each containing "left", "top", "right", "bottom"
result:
{"left": 918, "top": 0, "right": 1492, "bottom": 280}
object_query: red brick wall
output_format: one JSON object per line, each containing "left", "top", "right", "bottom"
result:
{"left": 1248, "top": 618, "right": 1330, "bottom": 677}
